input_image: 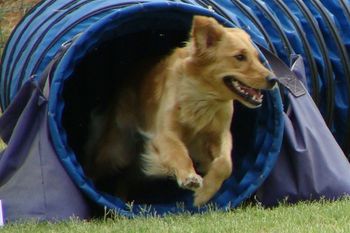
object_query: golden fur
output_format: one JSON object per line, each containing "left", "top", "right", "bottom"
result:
{"left": 84, "top": 16, "right": 275, "bottom": 206}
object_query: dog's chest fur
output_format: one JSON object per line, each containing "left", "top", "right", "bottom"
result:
{"left": 177, "top": 89, "right": 233, "bottom": 135}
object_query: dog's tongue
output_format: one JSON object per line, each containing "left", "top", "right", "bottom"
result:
{"left": 240, "top": 85, "right": 261, "bottom": 98}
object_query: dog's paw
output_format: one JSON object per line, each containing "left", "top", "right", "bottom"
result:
{"left": 178, "top": 173, "right": 203, "bottom": 191}
{"left": 193, "top": 187, "right": 214, "bottom": 207}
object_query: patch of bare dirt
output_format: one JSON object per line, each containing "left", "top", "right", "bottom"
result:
{"left": 0, "top": 0, "right": 41, "bottom": 56}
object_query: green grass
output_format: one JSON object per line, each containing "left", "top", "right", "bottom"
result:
{"left": 0, "top": 141, "right": 5, "bottom": 149}
{"left": 2, "top": 198, "right": 350, "bottom": 233}
{"left": 0, "top": 112, "right": 4, "bottom": 150}
{"left": 0, "top": 139, "right": 5, "bottom": 150}
{"left": 0, "top": 112, "right": 5, "bottom": 150}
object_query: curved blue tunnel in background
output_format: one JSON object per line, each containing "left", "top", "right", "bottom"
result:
{"left": 0, "top": 0, "right": 349, "bottom": 216}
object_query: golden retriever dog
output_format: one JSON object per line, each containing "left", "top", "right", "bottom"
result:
{"left": 84, "top": 16, "right": 276, "bottom": 206}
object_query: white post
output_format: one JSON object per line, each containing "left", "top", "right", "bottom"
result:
{"left": 0, "top": 200, "right": 4, "bottom": 227}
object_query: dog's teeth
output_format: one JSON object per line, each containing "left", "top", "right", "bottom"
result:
{"left": 233, "top": 81, "right": 240, "bottom": 87}
{"left": 258, "top": 94, "right": 263, "bottom": 101}
{"left": 229, "top": 79, "right": 264, "bottom": 105}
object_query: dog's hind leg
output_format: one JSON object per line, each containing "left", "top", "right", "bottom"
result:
{"left": 142, "top": 134, "right": 203, "bottom": 191}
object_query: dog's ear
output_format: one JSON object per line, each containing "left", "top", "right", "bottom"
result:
{"left": 191, "top": 16, "right": 223, "bottom": 52}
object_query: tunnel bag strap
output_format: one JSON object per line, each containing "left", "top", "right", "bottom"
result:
{"left": 256, "top": 51, "right": 350, "bottom": 206}
{"left": 258, "top": 44, "right": 306, "bottom": 97}
{"left": 0, "top": 34, "right": 80, "bottom": 144}
{"left": 39, "top": 33, "right": 82, "bottom": 98}
{"left": 0, "top": 33, "right": 90, "bottom": 223}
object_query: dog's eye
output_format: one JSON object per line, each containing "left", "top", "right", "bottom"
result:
{"left": 234, "top": 54, "right": 246, "bottom": 61}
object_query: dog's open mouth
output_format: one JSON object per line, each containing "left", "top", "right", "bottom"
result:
{"left": 223, "top": 76, "right": 263, "bottom": 106}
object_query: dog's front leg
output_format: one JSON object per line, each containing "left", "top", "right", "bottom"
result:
{"left": 142, "top": 133, "right": 203, "bottom": 191}
{"left": 194, "top": 131, "right": 233, "bottom": 206}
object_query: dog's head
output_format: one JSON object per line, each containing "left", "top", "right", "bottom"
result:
{"left": 185, "top": 16, "right": 276, "bottom": 108}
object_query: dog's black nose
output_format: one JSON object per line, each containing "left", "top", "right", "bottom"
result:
{"left": 266, "top": 75, "right": 278, "bottom": 88}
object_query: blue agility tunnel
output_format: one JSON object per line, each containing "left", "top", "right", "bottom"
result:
{"left": 0, "top": 0, "right": 349, "bottom": 222}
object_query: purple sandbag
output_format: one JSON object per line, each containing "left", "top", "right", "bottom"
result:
{"left": 257, "top": 55, "right": 350, "bottom": 205}
{"left": 0, "top": 71, "right": 91, "bottom": 223}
